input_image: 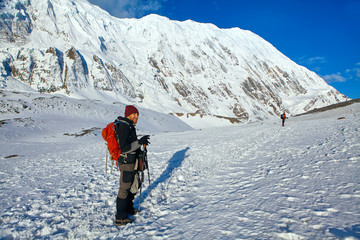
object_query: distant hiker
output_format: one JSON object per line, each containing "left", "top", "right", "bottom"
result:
{"left": 280, "top": 112, "right": 288, "bottom": 127}
{"left": 114, "top": 105, "right": 150, "bottom": 225}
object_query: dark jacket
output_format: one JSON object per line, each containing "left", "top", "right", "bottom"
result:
{"left": 114, "top": 116, "right": 141, "bottom": 162}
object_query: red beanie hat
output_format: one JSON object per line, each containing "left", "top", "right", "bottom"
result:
{"left": 124, "top": 105, "right": 139, "bottom": 118}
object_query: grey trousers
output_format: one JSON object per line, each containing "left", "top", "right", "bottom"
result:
{"left": 117, "top": 163, "right": 136, "bottom": 199}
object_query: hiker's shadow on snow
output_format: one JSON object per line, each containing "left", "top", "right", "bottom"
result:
{"left": 140, "top": 147, "right": 190, "bottom": 202}
{"left": 329, "top": 225, "right": 360, "bottom": 239}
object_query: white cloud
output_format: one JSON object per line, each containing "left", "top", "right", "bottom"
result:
{"left": 322, "top": 73, "right": 346, "bottom": 83}
{"left": 355, "top": 63, "right": 360, "bottom": 78}
{"left": 345, "top": 64, "right": 360, "bottom": 80}
{"left": 87, "top": 0, "right": 167, "bottom": 18}
{"left": 312, "top": 66, "right": 321, "bottom": 72}
{"left": 298, "top": 56, "right": 327, "bottom": 66}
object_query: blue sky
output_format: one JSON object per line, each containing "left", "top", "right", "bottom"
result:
{"left": 88, "top": 0, "right": 360, "bottom": 99}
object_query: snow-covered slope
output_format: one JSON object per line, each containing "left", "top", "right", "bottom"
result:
{"left": 0, "top": 0, "right": 348, "bottom": 128}
{"left": 1, "top": 96, "right": 359, "bottom": 239}
{"left": 0, "top": 90, "right": 192, "bottom": 141}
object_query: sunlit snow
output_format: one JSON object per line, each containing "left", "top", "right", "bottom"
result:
{"left": 0, "top": 91, "right": 359, "bottom": 239}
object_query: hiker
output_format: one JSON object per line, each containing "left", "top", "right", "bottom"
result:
{"left": 114, "top": 105, "right": 150, "bottom": 225}
{"left": 280, "top": 112, "right": 288, "bottom": 127}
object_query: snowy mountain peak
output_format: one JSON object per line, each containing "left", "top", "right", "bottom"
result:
{"left": 141, "top": 13, "right": 170, "bottom": 21}
{"left": 0, "top": 0, "right": 348, "bottom": 128}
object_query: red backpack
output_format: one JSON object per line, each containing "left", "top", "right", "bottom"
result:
{"left": 102, "top": 120, "right": 129, "bottom": 172}
{"left": 102, "top": 122, "right": 121, "bottom": 162}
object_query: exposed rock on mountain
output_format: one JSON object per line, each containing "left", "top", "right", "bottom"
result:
{"left": 0, "top": 0, "right": 348, "bottom": 127}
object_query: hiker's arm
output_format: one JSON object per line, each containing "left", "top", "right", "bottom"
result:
{"left": 125, "top": 141, "right": 141, "bottom": 154}
{"left": 115, "top": 124, "right": 132, "bottom": 153}
{"left": 115, "top": 124, "right": 140, "bottom": 153}
{"left": 126, "top": 135, "right": 150, "bottom": 153}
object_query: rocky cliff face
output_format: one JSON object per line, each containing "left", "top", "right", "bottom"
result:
{"left": 0, "top": 0, "right": 348, "bottom": 127}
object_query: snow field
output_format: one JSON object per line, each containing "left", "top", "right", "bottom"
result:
{"left": 134, "top": 111, "right": 359, "bottom": 240}
{"left": 0, "top": 103, "right": 359, "bottom": 239}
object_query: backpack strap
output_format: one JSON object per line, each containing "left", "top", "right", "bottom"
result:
{"left": 112, "top": 119, "right": 133, "bottom": 170}
{"left": 113, "top": 119, "right": 129, "bottom": 126}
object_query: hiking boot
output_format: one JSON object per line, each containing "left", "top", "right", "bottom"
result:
{"left": 114, "top": 217, "right": 134, "bottom": 226}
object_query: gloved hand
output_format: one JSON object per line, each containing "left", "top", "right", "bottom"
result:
{"left": 139, "top": 135, "right": 150, "bottom": 145}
